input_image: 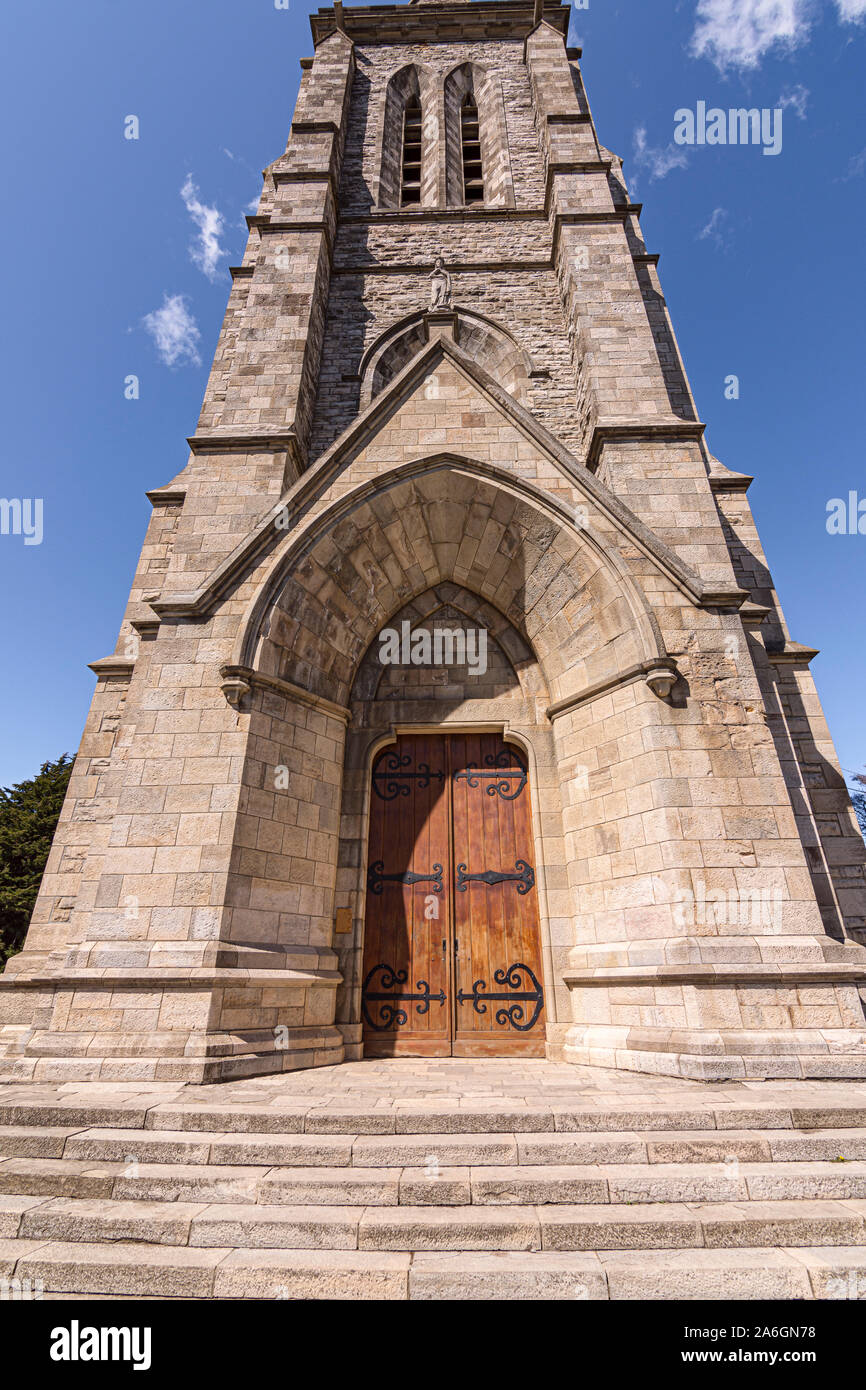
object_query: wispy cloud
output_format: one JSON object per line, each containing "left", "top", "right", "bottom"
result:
{"left": 690, "top": 0, "right": 866, "bottom": 72}
{"left": 690, "top": 0, "right": 814, "bottom": 71}
{"left": 840, "top": 145, "right": 866, "bottom": 179}
{"left": 143, "top": 294, "right": 201, "bottom": 368}
{"left": 240, "top": 194, "right": 260, "bottom": 230}
{"left": 835, "top": 0, "right": 866, "bottom": 19}
{"left": 180, "top": 174, "right": 226, "bottom": 281}
{"left": 778, "top": 83, "right": 810, "bottom": 119}
{"left": 631, "top": 125, "right": 690, "bottom": 187}
{"left": 698, "top": 206, "right": 731, "bottom": 249}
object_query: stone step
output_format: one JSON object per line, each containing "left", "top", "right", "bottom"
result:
{"left": 8, "top": 1124, "right": 866, "bottom": 1171}
{"left": 408, "top": 1247, "right": 866, "bottom": 1301}
{"left": 5, "top": 1194, "right": 866, "bottom": 1252}
{"left": 4, "top": 1237, "right": 866, "bottom": 1299}
{"left": 354, "top": 1128, "right": 866, "bottom": 1167}
{"left": 4, "top": 1099, "right": 866, "bottom": 1136}
{"left": 60, "top": 1128, "right": 357, "bottom": 1168}
{"left": 0, "top": 1126, "right": 83, "bottom": 1159}
{"left": 5, "top": 1155, "right": 866, "bottom": 1206}
{"left": 359, "top": 1199, "right": 866, "bottom": 1252}
{"left": 515, "top": 1129, "right": 866, "bottom": 1166}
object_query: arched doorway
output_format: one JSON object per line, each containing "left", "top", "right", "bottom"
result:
{"left": 361, "top": 731, "right": 545, "bottom": 1057}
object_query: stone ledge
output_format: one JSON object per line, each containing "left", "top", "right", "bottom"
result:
{"left": 564, "top": 962, "right": 866, "bottom": 987}
{"left": 219, "top": 665, "right": 351, "bottom": 723}
{"left": 564, "top": 1038, "right": 866, "bottom": 1082}
{"left": 87, "top": 656, "right": 135, "bottom": 678}
{"left": 586, "top": 418, "right": 705, "bottom": 471}
{"left": 14, "top": 969, "right": 342, "bottom": 990}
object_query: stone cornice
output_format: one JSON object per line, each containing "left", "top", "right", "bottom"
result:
{"left": 88, "top": 656, "right": 135, "bottom": 679}
{"left": 186, "top": 432, "right": 299, "bottom": 454}
{"left": 739, "top": 601, "right": 771, "bottom": 627}
{"left": 270, "top": 166, "right": 340, "bottom": 205}
{"left": 546, "top": 658, "right": 681, "bottom": 722}
{"left": 220, "top": 665, "right": 352, "bottom": 724}
{"left": 564, "top": 962, "right": 866, "bottom": 987}
{"left": 310, "top": 1, "right": 569, "bottom": 46}
{"left": 339, "top": 207, "right": 544, "bottom": 225}
{"left": 13, "top": 967, "right": 342, "bottom": 991}
{"left": 334, "top": 258, "right": 552, "bottom": 275}
{"left": 145, "top": 485, "right": 186, "bottom": 506}
{"left": 766, "top": 641, "right": 820, "bottom": 666}
{"left": 586, "top": 419, "right": 706, "bottom": 472}
{"left": 709, "top": 469, "right": 754, "bottom": 492}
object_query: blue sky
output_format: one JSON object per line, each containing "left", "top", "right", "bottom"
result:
{"left": 0, "top": 0, "right": 864, "bottom": 789}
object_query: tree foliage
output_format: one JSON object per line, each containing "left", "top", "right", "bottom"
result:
{"left": 850, "top": 772, "right": 866, "bottom": 842}
{"left": 0, "top": 755, "right": 73, "bottom": 966}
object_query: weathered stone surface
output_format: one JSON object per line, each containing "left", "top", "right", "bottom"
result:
{"left": 359, "top": 1204, "right": 540, "bottom": 1251}
{"left": 1, "top": 0, "right": 865, "bottom": 1302}
{"left": 1, "top": 0, "right": 863, "bottom": 1094}
{"left": 600, "top": 1248, "right": 812, "bottom": 1301}
{"left": 354, "top": 1133, "right": 518, "bottom": 1167}
{"left": 19, "top": 1197, "right": 206, "bottom": 1246}
{"left": 16, "top": 1240, "right": 230, "bottom": 1298}
{"left": 409, "top": 1251, "right": 607, "bottom": 1300}
{"left": 214, "top": 1248, "right": 410, "bottom": 1300}
{"left": 259, "top": 1166, "right": 400, "bottom": 1206}
{"left": 190, "top": 1203, "right": 362, "bottom": 1250}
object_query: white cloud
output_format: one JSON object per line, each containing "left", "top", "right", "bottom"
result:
{"left": 143, "top": 294, "right": 201, "bottom": 368}
{"left": 181, "top": 174, "right": 226, "bottom": 281}
{"left": 835, "top": 0, "right": 866, "bottom": 19}
{"left": 690, "top": 0, "right": 814, "bottom": 71}
{"left": 778, "top": 83, "right": 809, "bottom": 118}
{"left": 841, "top": 145, "right": 866, "bottom": 178}
{"left": 241, "top": 194, "right": 260, "bottom": 230}
{"left": 632, "top": 126, "right": 690, "bottom": 186}
{"left": 698, "top": 206, "right": 731, "bottom": 248}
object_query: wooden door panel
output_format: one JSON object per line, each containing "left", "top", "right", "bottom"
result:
{"left": 450, "top": 735, "right": 546, "bottom": 1057}
{"left": 361, "top": 736, "right": 451, "bottom": 1056}
{"left": 362, "top": 733, "right": 545, "bottom": 1057}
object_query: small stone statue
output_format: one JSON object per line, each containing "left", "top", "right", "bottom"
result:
{"left": 429, "top": 257, "right": 452, "bottom": 310}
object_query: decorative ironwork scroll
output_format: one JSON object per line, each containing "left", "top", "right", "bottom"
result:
{"left": 361, "top": 963, "right": 446, "bottom": 1031}
{"left": 367, "top": 861, "right": 444, "bottom": 895}
{"left": 455, "top": 858, "right": 535, "bottom": 895}
{"left": 454, "top": 750, "right": 527, "bottom": 801}
{"left": 372, "top": 752, "right": 445, "bottom": 801}
{"left": 456, "top": 962, "right": 544, "bottom": 1032}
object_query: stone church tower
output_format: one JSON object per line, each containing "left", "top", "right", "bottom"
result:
{"left": 3, "top": 0, "right": 866, "bottom": 1085}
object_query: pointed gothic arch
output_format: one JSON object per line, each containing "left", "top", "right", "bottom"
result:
{"left": 234, "top": 455, "right": 669, "bottom": 707}
{"left": 358, "top": 307, "right": 535, "bottom": 407}
{"left": 443, "top": 62, "right": 514, "bottom": 208}
{"left": 378, "top": 63, "right": 437, "bottom": 209}
{"left": 336, "top": 582, "right": 562, "bottom": 1056}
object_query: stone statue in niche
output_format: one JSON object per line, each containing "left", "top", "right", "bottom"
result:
{"left": 428, "top": 257, "right": 452, "bottom": 310}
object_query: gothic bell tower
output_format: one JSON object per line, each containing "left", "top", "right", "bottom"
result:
{"left": 2, "top": 0, "right": 865, "bottom": 1083}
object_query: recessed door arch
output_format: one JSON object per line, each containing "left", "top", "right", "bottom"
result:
{"left": 361, "top": 732, "right": 546, "bottom": 1057}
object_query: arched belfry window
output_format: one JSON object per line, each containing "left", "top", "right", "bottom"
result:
{"left": 444, "top": 63, "right": 515, "bottom": 210}
{"left": 401, "top": 96, "right": 423, "bottom": 205}
{"left": 379, "top": 65, "right": 435, "bottom": 210}
{"left": 460, "top": 92, "right": 484, "bottom": 204}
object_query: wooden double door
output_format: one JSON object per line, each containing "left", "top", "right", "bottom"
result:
{"left": 361, "top": 733, "right": 545, "bottom": 1057}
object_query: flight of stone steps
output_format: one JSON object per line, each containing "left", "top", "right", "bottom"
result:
{"left": 3, "top": 1087, "right": 866, "bottom": 1299}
